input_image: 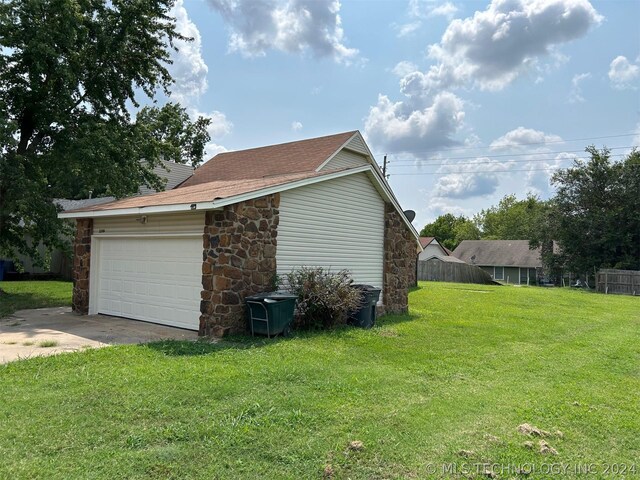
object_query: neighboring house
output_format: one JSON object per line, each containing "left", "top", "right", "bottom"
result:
{"left": 2, "top": 160, "right": 194, "bottom": 280}
{"left": 60, "top": 131, "right": 421, "bottom": 335}
{"left": 452, "top": 240, "right": 543, "bottom": 285}
{"left": 138, "top": 160, "right": 195, "bottom": 194}
{"left": 418, "top": 237, "right": 449, "bottom": 261}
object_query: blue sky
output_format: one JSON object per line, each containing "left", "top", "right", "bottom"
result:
{"left": 165, "top": 0, "right": 640, "bottom": 230}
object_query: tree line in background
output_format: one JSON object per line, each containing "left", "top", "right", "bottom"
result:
{"left": 421, "top": 146, "right": 640, "bottom": 280}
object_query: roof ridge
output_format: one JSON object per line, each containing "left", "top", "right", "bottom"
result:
{"left": 212, "top": 130, "right": 358, "bottom": 158}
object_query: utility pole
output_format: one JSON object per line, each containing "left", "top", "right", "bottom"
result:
{"left": 382, "top": 154, "right": 389, "bottom": 179}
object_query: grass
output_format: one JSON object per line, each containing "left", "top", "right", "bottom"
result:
{"left": 0, "top": 280, "right": 72, "bottom": 318}
{"left": 0, "top": 283, "right": 639, "bottom": 479}
{"left": 37, "top": 340, "right": 59, "bottom": 348}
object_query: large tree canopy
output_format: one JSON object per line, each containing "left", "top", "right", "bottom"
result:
{"left": 419, "top": 213, "right": 480, "bottom": 251}
{"left": 0, "top": 0, "right": 210, "bottom": 266}
{"left": 474, "top": 194, "right": 548, "bottom": 241}
{"left": 532, "top": 147, "right": 640, "bottom": 279}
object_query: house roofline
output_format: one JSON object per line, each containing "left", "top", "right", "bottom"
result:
{"left": 59, "top": 165, "right": 421, "bottom": 246}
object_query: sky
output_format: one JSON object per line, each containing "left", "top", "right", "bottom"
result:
{"left": 161, "top": 0, "right": 640, "bottom": 230}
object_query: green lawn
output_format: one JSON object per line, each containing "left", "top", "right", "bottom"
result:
{"left": 1, "top": 283, "right": 639, "bottom": 479}
{"left": 0, "top": 280, "right": 72, "bottom": 318}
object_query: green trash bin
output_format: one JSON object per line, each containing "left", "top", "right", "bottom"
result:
{"left": 245, "top": 292, "right": 298, "bottom": 337}
{"left": 348, "top": 284, "right": 382, "bottom": 329}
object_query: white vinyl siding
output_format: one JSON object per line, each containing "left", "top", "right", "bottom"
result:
{"left": 345, "top": 135, "right": 369, "bottom": 156}
{"left": 93, "top": 212, "right": 204, "bottom": 236}
{"left": 138, "top": 161, "right": 194, "bottom": 195}
{"left": 277, "top": 172, "right": 385, "bottom": 290}
{"left": 320, "top": 149, "right": 369, "bottom": 171}
{"left": 418, "top": 240, "right": 448, "bottom": 260}
{"left": 90, "top": 212, "right": 204, "bottom": 330}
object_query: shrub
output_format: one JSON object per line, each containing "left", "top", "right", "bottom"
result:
{"left": 285, "top": 267, "right": 362, "bottom": 329}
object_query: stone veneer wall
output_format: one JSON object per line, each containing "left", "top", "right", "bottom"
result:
{"left": 200, "top": 194, "right": 280, "bottom": 336}
{"left": 383, "top": 203, "right": 417, "bottom": 314}
{"left": 72, "top": 218, "right": 93, "bottom": 314}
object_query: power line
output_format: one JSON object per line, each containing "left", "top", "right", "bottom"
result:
{"left": 391, "top": 163, "right": 640, "bottom": 176}
{"left": 385, "top": 146, "right": 633, "bottom": 166}
{"left": 371, "top": 132, "right": 640, "bottom": 158}
{"left": 388, "top": 152, "right": 629, "bottom": 168}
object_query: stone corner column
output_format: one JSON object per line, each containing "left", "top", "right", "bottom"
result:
{"left": 71, "top": 218, "right": 93, "bottom": 314}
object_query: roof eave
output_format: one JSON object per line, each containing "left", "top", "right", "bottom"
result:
{"left": 59, "top": 165, "right": 423, "bottom": 247}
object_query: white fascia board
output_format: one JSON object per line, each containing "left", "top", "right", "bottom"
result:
{"left": 58, "top": 201, "right": 222, "bottom": 219}
{"left": 59, "top": 164, "right": 422, "bottom": 248}
{"left": 57, "top": 167, "right": 371, "bottom": 220}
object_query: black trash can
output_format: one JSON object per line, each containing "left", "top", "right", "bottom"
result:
{"left": 245, "top": 292, "right": 298, "bottom": 337}
{"left": 348, "top": 284, "right": 382, "bottom": 328}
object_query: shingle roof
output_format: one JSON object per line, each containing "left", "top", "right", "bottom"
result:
{"left": 62, "top": 131, "right": 363, "bottom": 214}
{"left": 56, "top": 197, "right": 116, "bottom": 212}
{"left": 452, "top": 240, "right": 542, "bottom": 268}
{"left": 423, "top": 254, "right": 466, "bottom": 263}
{"left": 178, "top": 130, "right": 358, "bottom": 188}
{"left": 419, "top": 236, "right": 435, "bottom": 248}
{"left": 63, "top": 170, "right": 334, "bottom": 213}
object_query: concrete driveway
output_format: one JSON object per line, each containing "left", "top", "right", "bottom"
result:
{"left": 0, "top": 307, "right": 198, "bottom": 364}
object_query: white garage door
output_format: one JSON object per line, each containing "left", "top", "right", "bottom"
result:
{"left": 95, "top": 237, "right": 202, "bottom": 330}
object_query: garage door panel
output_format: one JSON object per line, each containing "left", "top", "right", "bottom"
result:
{"left": 96, "top": 237, "right": 202, "bottom": 330}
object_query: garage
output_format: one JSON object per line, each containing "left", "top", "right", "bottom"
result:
{"left": 87, "top": 212, "right": 206, "bottom": 330}
{"left": 62, "top": 131, "right": 421, "bottom": 335}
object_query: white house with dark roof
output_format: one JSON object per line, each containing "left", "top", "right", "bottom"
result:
{"left": 418, "top": 237, "right": 450, "bottom": 261}
{"left": 452, "top": 240, "right": 544, "bottom": 285}
{"left": 60, "top": 131, "right": 421, "bottom": 335}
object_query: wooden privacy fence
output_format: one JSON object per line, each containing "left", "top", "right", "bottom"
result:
{"left": 596, "top": 269, "right": 640, "bottom": 296}
{"left": 418, "top": 259, "right": 494, "bottom": 285}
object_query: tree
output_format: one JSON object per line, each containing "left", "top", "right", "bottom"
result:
{"left": 474, "top": 194, "right": 548, "bottom": 240}
{"left": 420, "top": 214, "right": 480, "bottom": 251}
{"left": 531, "top": 147, "right": 640, "bottom": 282}
{"left": 0, "top": 0, "right": 210, "bottom": 267}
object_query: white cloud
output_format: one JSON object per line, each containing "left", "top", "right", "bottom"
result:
{"left": 428, "top": 2, "right": 459, "bottom": 19}
{"left": 490, "top": 127, "right": 563, "bottom": 150}
{"left": 568, "top": 72, "right": 591, "bottom": 103}
{"left": 191, "top": 109, "right": 233, "bottom": 159}
{"left": 524, "top": 151, "right": 577, "bottom": 196}
{"left": 396, "top": 1, "right": 459, "bottom": 37}
{"left": 364, "top": 91, "right": 465, "bottom": 155}
{"left": 208, "top": 0, "right": 359, "bottom": 64}
{"left": 425, "top": 198, "right": 473, "bottom": 218}
{"left": 392, "top": 61, "right": 419, "bottom": 77}
{"left": 168, "top": 0, "right": 209, "bottom": 103}
{"left": 166, "top": 3, "right": 233, "bottom": 157}
{"left": 291, "top": 121, "right": 303, "bottom": 131}
{"left": 396, "top": 21, "right": 422, "bottom": 37}
{"left": 633, "top": 123, "right": 640, "bottom": 148}
{"left": 433, "top": 156, "right": 510, "bottom": 199}
{"left": 401, "top": 0, "right": 602, "bottom": 95}
{"left": 434, "top": 172, "right": 499, "bottom": 198}
{"left": 608, "top": 55, "right": 640, "bottom": 90}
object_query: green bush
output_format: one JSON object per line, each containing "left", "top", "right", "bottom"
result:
{"left": 285, "top": 267, "right": 362, "bottom": 329}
